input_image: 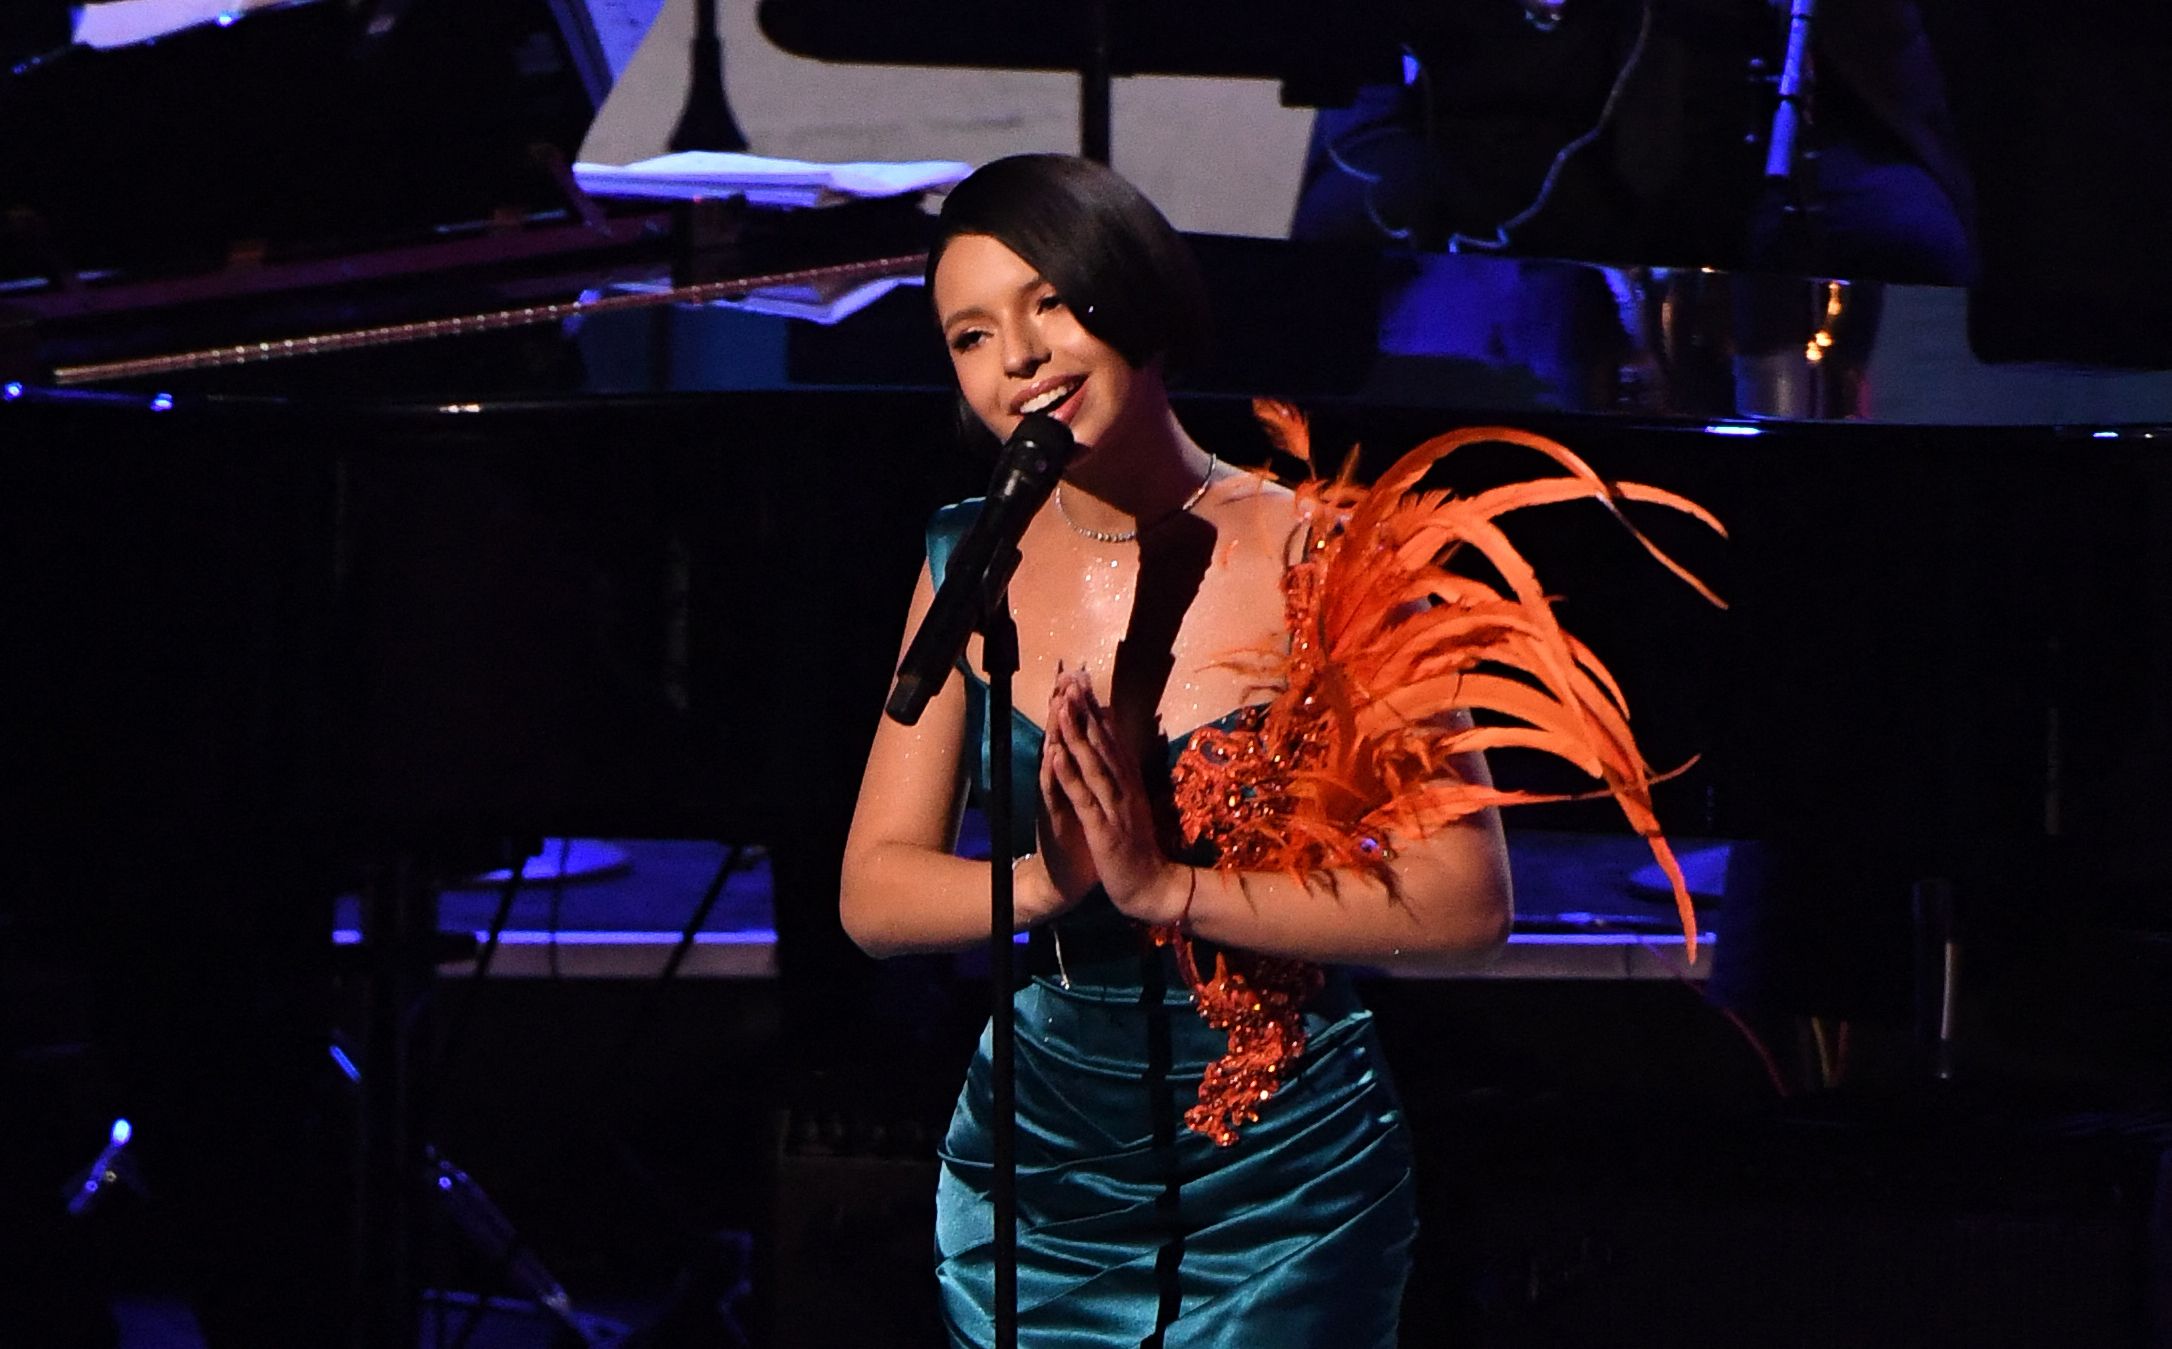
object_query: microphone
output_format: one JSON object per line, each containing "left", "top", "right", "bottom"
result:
{"left": 886, "top": 412, "right": 1075, "bottom": 725}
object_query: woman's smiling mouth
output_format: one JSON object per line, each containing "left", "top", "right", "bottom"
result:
{"left": 1014, "top": 375, "right": 1085, "bottom": 418}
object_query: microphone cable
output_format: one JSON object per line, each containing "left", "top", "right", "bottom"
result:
{"left": 1449, "top": 0, "right": 1656, "bottom": 255}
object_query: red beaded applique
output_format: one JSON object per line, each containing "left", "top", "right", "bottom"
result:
{"left": 1150, "top": 916, "right": 1322, "bottom": 1147}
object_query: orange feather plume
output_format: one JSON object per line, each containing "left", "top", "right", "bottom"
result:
{"left": 1160, "top": 401, "right": 1726, "bottom": 1144}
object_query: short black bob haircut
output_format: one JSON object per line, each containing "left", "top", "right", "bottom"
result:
{"left": 925, "top": 154, "right": 1211, "bottom": 378}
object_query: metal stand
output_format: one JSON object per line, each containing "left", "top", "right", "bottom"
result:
{"left": 355, "top": 856, "right": 435, "bottom": 1349}
{"left": 979, "top": 566, "right": 1024, "bottom": 1349}
{"left": 1913, "top": 878, "right": 1959, "bottom": 1082}
{"left": 883, "top": 414, "right": 1073, "bottom": 1349}
{"left": 347, "top": 836, "right": 745, "bottom": 1347}
{"left": 332, "top": 1030, "right": 618, "bottom": 1348}
{"left": 671, "top": 0, "right": 750, "bottom": 153}
{"left": 1762, "top": 0, "right": 1821, "bottom": 268}
{"left": 1080, "top": 0, "right": 1113, "bottom": 163}
{"left": 1762, "top": 0, "right": 1818, "bottom": 186}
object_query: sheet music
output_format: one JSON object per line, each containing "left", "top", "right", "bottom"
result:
{"left": 73, "top": 0, "right": 317, "bottom": 49}
{"left": 573, "top": 151, "right": 969, "bottom": 207}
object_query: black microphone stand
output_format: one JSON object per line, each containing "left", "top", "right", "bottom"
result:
{"left": 886, "top": 415, "right": 1071, "bottom": 1349}
{"left": 895, "top": 538, "right": 1028, "bottom": 1349}
{"left": 977, "top": 553, "right": 1024, "bottom": 1349}
{"left": 1763, "top": 0, "right": 1821, "bottom": 270}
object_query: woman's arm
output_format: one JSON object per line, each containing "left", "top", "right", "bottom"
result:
{"left": 1044, "top": 676, "right": 1513, "bottom": 966}
{"left": 839, "top": 563, "right": 1074, "bottom": 958}
{"left": 1145, "top": 819, "right": 1510, "bottom": 966}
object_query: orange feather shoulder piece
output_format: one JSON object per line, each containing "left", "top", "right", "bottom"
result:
{"left": 1158, "top": 401, "right": 1726, "bottom": 1145}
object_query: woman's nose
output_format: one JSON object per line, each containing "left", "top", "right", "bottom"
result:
{"left": 1002, "top": 322, "right": 1048, "bottom": 376}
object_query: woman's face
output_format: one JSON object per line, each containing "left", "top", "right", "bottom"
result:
{"left": 932, "top": 232, "right": 1155, "bottom": 456}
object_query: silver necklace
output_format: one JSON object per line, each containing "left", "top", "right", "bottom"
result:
{"left": 1054, "top": 453, "right": 1217, "bottom": 544}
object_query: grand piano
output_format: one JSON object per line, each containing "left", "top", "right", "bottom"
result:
{"left": 5, "top": 2, "right": 2170, "bottom": 1345}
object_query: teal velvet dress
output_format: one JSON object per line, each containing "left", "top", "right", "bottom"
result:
{"left": 926, "top": 504, "right": 1419, "bottom": 1348}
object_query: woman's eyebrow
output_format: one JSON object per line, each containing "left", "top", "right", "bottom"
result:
{"left": 938, "top": 303, "right": 993, "bottom": 331}
{"left": 940, "top": 272, "right": 1055, "bottom": 330}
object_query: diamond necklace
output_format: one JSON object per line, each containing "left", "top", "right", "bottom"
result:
{"left": 1054, "top": 453, "right": 1217, "bottom": 544}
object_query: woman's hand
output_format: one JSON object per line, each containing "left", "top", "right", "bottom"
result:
{"left": 1035, "top": 672, "right": 1102, "bottom": 906}
{"left": 1044, "top": 673, "right": 1191, "bottom": 926}
{"left": 1009, "top": 851, "right": 1086, "bottom": 930}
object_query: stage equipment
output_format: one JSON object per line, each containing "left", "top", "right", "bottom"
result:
{"left": 669, "top": 0, "right": 749, "bottom": 154}
{"left": 6, "top": 5, "right": 2170, "bottom": 1339}
{"left": 883, "top": 411, "right": 1072, "bottom": 1349}
{"left": 755, "top": 0, "right": 1399, "bottom": 161}
{"left": 63, "top": 1119, "right": 140, "bottom": 1220}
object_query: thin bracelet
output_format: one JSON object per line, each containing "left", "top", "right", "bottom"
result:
{"left": 1010, "top": 852, "right": 1035, "bottom": 928}
{"left": 1014, "top": 853, "right": 1077, "bottom": 989}
{"left": 1173, "top": 865, "right": 1199, "bottom": 934}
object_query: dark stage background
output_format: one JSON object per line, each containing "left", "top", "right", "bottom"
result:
{"left": 4, "top": 1, "right": 2172, "bottom": 1345}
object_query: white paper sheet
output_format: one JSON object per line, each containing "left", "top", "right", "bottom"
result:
{"left": 572, "top": 151, "right": 970, "bottom": 208}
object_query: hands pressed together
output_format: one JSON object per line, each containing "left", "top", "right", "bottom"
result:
{"left": 1017, "top": 670, "right": 1192, "bottom": 930}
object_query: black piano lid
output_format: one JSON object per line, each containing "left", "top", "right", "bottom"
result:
{"left": 0, "top": 0, "right": 603, "bottom": 282}
{"left": 8, "top": 215, "right": 2171, "bottom": 430}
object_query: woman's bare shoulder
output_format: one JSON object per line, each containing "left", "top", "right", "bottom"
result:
{"left": 1203, "top": 470, "right": 1312, "bottom": 566}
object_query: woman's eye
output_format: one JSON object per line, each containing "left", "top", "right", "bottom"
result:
{"left": 949, "top": 328, "right": 986, "bottom": 353}
{"left": 1036, "top": 293, "right": 1066, "bottom": 314}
